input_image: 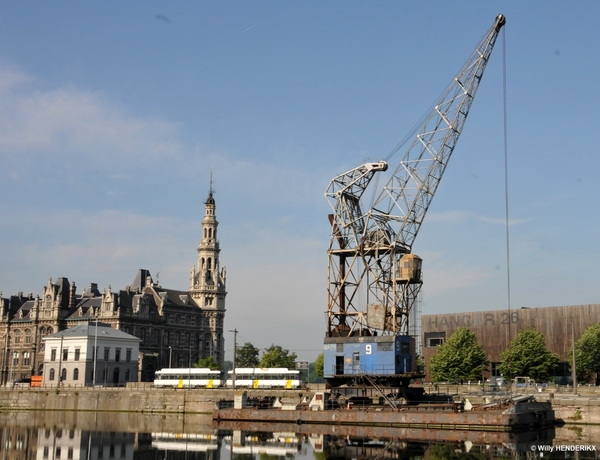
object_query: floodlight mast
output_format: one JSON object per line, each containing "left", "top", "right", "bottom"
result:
{"left": 325, "top": 14, "right": 505, "bottom": 339}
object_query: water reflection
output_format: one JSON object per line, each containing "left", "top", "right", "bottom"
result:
{"left": 0, "top": 412, "right": 597, "bottom": 459}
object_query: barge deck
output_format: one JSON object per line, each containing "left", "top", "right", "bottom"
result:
{"left": 213, "top": 394, "right": 554, "bottom": 433}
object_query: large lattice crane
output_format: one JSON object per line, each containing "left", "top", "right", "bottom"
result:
{"left": 324, "top": 15, "right": 505, "bottom": 384}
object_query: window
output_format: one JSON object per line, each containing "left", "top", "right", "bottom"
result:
{"left": 115, "top": 348, "right": 121, "bottom": 362}
{"left": 62, "top": 348, "right": 69, "bottom": 361}
{"left": 12, "top": 351, "right": 19, "bottom": 366}
{"left": 125, "top": 369, "right": 130, "bottom": 381}
{"left": 126, "top": 349, "right": 132, "bottom": 362}
{"left": 104, "top": 348, "right": 109, "bottom": 362}
{"left": 51, "top": 348, "right": 57, "bottom": 361}
{"left": 61, "top": 368, "right": 67, "bottom": 381}
{"left": 25, "top": 329, "right": 32, "bottom": 343}
{"left": 67, "top": 448, "right": 73, "bottom": 459}
{"left": 14, "top": 330, "right": 21, "bottom": 344}
{"left": 73, "top": 368, "right": 79, "bottom": 380}
{"left": 74, "top": 349, "right": 80, "bottom": 361}
{"left": 49, "top": 368, "right": 55, "bottom": 381}
{"left": 23, "top": 352, "right": 30, "bottom": 366}
{"left": 425, "top": 331, "right": 447, "bottom": 348}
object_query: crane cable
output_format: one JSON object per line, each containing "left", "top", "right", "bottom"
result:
{"left": 501, "top": 25, "right": 514, "bottom": 388}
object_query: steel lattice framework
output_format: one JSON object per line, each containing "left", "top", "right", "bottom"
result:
{"left": 325, "top": 15, "right": 505, "bottom": 338}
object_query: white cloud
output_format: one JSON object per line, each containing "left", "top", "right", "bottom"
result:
{"left": 0, "top": 64, "right": 182, "bottom": 161}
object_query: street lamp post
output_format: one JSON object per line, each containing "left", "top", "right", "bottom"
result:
{"left": 229, "top": 329, "right": 238, "bottom": 389}
{"left": 168, "top": 346, "right": 172, "bottom": 369}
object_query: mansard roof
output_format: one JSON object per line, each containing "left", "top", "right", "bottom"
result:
{"left": 152, "top": 287, "right": 198, "bottom": 308}
{"left": 11, "top": 299, "right": 35, "bottom": 322}
{"left": 131, "top": 269, "right": 153, "bottom": 293}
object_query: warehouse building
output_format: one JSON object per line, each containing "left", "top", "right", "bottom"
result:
{"left": 421, "top": 304, "right": 600, "bottom": 383}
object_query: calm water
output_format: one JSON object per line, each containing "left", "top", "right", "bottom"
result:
{"left": 0, "top": 412, "right": 598, "bottom": 459}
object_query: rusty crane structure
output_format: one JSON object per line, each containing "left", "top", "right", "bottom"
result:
{"left": 324, "top": 15, "right": 506, "bottom": 391}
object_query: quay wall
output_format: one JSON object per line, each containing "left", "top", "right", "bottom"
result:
{"left": 1, "top": 385, "right": 600, "bottom": 427}
{"left": 0, "top": 385, "right": 309, "bottom": 414}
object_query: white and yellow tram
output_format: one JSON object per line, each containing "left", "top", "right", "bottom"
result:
{"left": 226, "top": 368, "right": 303, "bottom": 389}
{"left": 153, "top": 368, "right": 222, "bottom": 389}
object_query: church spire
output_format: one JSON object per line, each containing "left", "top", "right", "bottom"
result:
{"left": 190, "top": 176, "right": 226, "bottom": 305}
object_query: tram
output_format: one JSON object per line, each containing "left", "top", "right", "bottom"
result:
{"left": 226, "top": 368, "right": 303, "bottom": 389}
{"left": 153, "top": 368, "right": 222, "bottom": 389}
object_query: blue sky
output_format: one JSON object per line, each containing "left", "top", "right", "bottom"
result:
{"left": 1, "top": 2, "right": 599, "bottom": 362}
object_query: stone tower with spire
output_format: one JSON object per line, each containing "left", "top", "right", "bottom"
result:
{"left": 189, "top": 181, "right": 227, "bottom": 365}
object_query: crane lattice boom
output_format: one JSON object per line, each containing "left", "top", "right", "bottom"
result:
{"left": 325, "top": 15, "right": 505, "bottom": 340}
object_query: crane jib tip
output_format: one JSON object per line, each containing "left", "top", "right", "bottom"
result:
{"left": 495, "top": 14, "right": 506, "bottom": 31}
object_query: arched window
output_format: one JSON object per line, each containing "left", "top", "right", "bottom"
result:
{"left": 39, "top": 327, "right": 46, "bottom": 337}
{"left": 174, "top": 331, "right": 180, "bottom": 347}
{"left": 47, "top": 327, "right": 53, "bottom": 335}
{"left": 184, "top": 332, "right": 190, "bottom": 347}
{"left": 208, "top": 228, "right": 212, "bottom": 238}
{"left": 25, "top": 329, "right": 32, "bottom": 343}
{"left": 207, "top": 258, "right": 212, "bottom": 270}
{"left": 14, "top": 330, "right": 21, "bottom": 344}
{"left": 73, "top": 368, "right": 79, "bottom": 380}
{"left": 185, "top": 315, "right": 190, "bottom": 325}
{"left": 49, "top": 368, "right": 55, "bottom": 381}
{"left": 61, "top": 368, "right": 67, "bottom": 381}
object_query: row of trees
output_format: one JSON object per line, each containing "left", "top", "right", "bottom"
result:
{"left": 429, "top": 323, "right": 600, "bottom": 384}
{"left": 194, "top": 343, "right": 297, "bottom": 370}
{"left": 194, "top": 342, "right": 326, "bottom": 379}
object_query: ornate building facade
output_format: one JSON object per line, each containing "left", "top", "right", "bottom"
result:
{"left": 0, "top": 190, "right": 227, "bottom": 384}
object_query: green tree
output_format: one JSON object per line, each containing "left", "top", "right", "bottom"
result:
{"left": 259, "top": 344, "right": 297, "bottom": 369}
{"left": 498, "top": 328, "right": 559, "bottom": 382}
{"left": 194, "top": 356, "right": 221, "bottom": 370}
{"left": 236, "top": 342, "right": 260, "bottom": 368}
{"left": 571, "top": 322, "right": 600, "bottom": 384}
{"left": 429, "top": 327, "right": 489, "bottom": 382}
{"left": 313, "top": 353, "right": 324, "bottom": 378}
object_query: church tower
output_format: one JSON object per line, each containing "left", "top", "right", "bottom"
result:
{"left": 190, "top": 181, "right": 227, "bottom": 365}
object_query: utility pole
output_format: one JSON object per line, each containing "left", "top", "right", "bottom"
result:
{"left": 93, "top": 315, "right": 98, "bottom": 386}
{"left": 572, "top": 323, "right": 577, "bottom": 395}
{"left": 229, "top": 329, "right": 238, "bottom": 389}
{"left": 57, "top": 335, "right": 64, "bottom": 389}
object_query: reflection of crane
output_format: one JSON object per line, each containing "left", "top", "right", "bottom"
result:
{"left": 324, "top": 15, "right": 505, "bottom": 387}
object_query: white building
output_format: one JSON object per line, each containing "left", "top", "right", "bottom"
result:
{"left": 42, "top": 322, "right": 140, "bottom": 387}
